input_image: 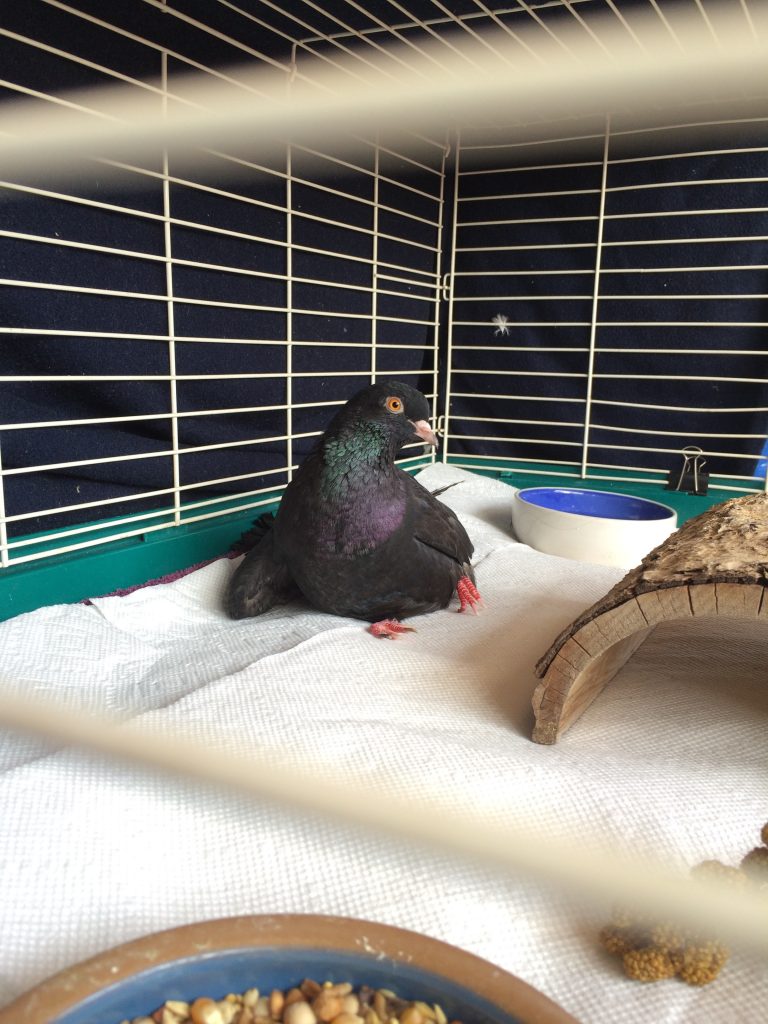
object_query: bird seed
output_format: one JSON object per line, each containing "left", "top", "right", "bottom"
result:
{"left": 117, "top": 980, "right": 464, "bottom": 1024}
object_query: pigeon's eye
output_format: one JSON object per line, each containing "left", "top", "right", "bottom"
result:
{"left": 385, "top": 396, "right": 404, "bottom": 414}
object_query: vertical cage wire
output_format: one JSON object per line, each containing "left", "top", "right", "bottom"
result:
{"left": 580, "top": 113, "right": 612, "bottom": 479}
{"left": 286, "top": 45, "right": 296, "bottom": 484}
{"left": 161, "top": 46, "right": 182, "bottom": 528}
{"left": 430, "top": 131, "right": 451, "bottom": 432}
{"left": 441, "top": 128, "right": 462, "bottom": 465}
{"left": 371, "top": 133, "right": 380, "bottom": 386}
{"left": 0, "top": 443, "right": 8, "bottom": 570}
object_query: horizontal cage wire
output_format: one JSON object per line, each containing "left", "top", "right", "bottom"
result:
{"left": 0, "top": 0, "right": 767, "bottom": 586}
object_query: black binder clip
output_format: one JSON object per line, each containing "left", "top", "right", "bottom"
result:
{"left": 666, "top": 445, "right": 709, "bottom": 496}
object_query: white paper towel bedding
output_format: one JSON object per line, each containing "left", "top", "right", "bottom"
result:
{"left": 0, "top": 465, "right": 766, "bottom": 1022}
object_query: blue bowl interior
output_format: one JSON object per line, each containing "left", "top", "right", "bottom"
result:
{"left": 53, "top": 948, "right": 521, "bottom": 1024}
{"left": 517, "top": 487, "right": 673, "bottom": 522}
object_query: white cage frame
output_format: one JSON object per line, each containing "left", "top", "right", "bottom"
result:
{"left": 1, "top": 0, "right": 767, "bottom": 588}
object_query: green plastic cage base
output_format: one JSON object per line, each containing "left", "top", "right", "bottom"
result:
{"left": 0, "top": 459, "right": 760, "bottom": 623}
{"left": 0, "top": 504, "right": 279, "bottom": 623}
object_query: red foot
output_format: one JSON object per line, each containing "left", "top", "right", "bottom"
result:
{"left": 368, "top": 618, "right": 416, "bottom": 640}
{"left": 456, "top": 575, "right": 483, "bottom": 614}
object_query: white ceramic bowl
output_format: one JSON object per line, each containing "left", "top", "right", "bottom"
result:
{"left": 510, "top": 486, "right": 677, "bottom": 569}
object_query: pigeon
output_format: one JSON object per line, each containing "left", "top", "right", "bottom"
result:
{"left": 224, "top": 381, "right": 481, "bottom": 638}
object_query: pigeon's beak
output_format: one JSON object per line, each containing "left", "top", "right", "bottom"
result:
{"left": 410, "top": 419, "right": 438, "bottom": 447}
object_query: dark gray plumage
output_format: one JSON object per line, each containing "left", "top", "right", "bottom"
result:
{"left": 225, "top": 381, "right": 480, "bottom": 636}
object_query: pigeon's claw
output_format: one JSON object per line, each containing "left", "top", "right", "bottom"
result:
{"left": 369, "top": 618, "right": 416, "bottom": 640}
{"left": 456, "top": 575, "right": 483, "bottom": 615}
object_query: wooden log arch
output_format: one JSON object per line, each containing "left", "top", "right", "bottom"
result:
{"left": 531, "top": 493, "right": 768, "bottom": 744}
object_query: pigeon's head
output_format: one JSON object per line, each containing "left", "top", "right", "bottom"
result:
{"left": 340, "top": 381, "right": 438, "bottom": 450}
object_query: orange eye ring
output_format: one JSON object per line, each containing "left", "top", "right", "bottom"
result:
{"left": 385, "top": 396, "right": 404, "bottom": 413}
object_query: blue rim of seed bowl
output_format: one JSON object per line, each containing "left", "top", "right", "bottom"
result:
{"left": 515, "top": 487, "right": 676, "bottom": 523}
{"left": 51, "top": 948, "right": 522, "bottom": 1024}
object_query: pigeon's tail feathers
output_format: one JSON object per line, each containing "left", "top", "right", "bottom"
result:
{"left": 225, "top": 532, "right": 299, "bottom": 619}
{"left": 227, "top": 511, "right": 275, "bottom": 556}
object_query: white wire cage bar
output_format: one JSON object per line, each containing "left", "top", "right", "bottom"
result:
{"left": 0, "top": 0, "right": 454, "bottom": 575}
{"left": 1, "top": 0, "right": 767, "bottom": 594}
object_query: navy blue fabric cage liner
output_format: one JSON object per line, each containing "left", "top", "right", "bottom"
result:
{"left": 1, "top": 0, "right": 767, "bottom": 550}
{"left": 449, "top": 116, "right": 768, "bottom": 481}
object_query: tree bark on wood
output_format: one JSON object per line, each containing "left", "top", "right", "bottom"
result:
{"left": 531, "top": 493, "right": 768, "bottom": 744}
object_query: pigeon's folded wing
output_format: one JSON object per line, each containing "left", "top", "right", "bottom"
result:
{"left": 407, "top": 475, "right": 475, "bottom": 571}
